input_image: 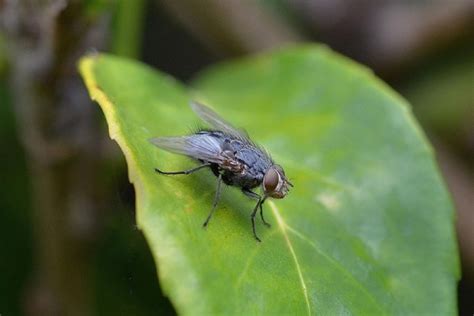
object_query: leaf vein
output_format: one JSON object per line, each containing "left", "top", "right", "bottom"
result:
{"left": 284, "top": 224, "right": 388, "bottom": 315}
{"left": 269, "top": 202, "right": 311, "bottom": 316}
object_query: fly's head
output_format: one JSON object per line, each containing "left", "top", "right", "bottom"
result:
{"left": 262, "top": 164, "right": 293, "bottom": 199}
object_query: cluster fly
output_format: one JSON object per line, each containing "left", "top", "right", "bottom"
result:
{"left": 150, "top": 101, "right": 292, "bottom": 242}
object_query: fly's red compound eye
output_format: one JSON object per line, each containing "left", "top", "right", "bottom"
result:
{"left": 263, "top": 168, "right": 279, "bottom": 193}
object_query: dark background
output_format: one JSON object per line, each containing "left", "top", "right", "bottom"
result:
{"left": 1, "top": 1, "right": 473, "bottom": 315}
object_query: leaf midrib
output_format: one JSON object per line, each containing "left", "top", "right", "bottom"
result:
{"left": 278, "top": 211, "right": 389, "bottom": 315}
{"left": 270, "top": 201, "right": 312, "bottom": 316}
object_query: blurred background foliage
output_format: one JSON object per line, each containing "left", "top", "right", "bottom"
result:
{"left": 0, "top": 0, "right": 472, "bottom": 315}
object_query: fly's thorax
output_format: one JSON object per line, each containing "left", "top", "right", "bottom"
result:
{"left": 221, "top": 149, "right": 245, "bottom": 173}
{"left": 262, "top": 164, "right": 292, "bottom": 199}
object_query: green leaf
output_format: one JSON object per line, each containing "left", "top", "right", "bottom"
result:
{"left": 79, "top": 45, "right": 459, "bottom": 315}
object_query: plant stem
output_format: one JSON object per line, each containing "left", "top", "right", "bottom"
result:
{"left": 1, "top": 1, "right": 109, "bottom": 314}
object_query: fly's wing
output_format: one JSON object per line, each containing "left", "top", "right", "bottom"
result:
{"left": 149, "top": 134, "right": 224, "bottom": 164}
{"left": 190, "top": 101, "right": 248, "bottom": 139}
{"left": 191, "top": 101, "right": 274, "bottom": 164}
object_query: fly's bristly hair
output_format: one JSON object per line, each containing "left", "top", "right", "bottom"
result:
{"left": 188, "top": 123, "right": 207, "bottom": 135}
{"left": 196, "top": 128, "right": 273, "bottom": 165}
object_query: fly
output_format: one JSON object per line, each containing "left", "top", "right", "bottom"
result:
{"left": 150, "top": 101, "right": 292, "bottom": 242}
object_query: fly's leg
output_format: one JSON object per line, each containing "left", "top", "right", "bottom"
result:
{"left": 258, "top": 199, "right": 271, "bottom": 228}
{"left": 250, "top": 197, "right": 265, "bottom": 242}
{"left": 203, "top": 173, "right": 223, "bottom": 228}
{"left": 243, "top": 189, "right": 271, "bottom": 228}
{"left": 155, "top": 162, "right": 210, "bottom": 175}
